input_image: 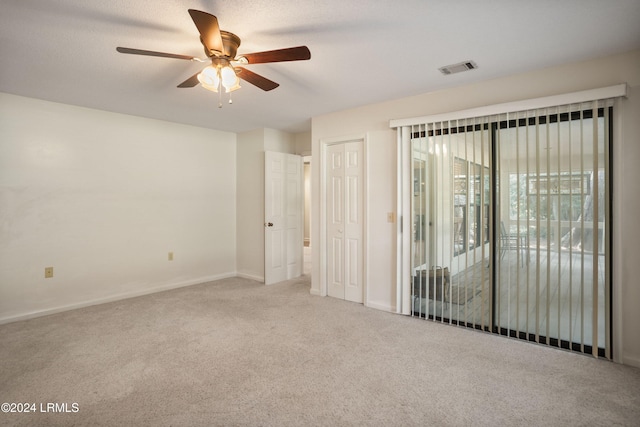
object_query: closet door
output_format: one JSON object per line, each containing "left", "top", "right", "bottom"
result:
{"left": 327, "top": 141, "right": 363, "bottom": 303}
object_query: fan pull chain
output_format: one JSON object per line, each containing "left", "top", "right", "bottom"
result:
{"left": 218, "top": 87, "right": 223, "bottom": 108}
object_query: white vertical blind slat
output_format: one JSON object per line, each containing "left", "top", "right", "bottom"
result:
{"left": 592, "top": 103, "right": 600, "bottom": 357}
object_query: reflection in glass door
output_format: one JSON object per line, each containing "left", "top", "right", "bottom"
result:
{"left": 411, "top": 121, "right": 492, "bottom": 328}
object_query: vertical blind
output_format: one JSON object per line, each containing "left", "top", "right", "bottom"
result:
{"left": 393, "top": 87, "right": 624, "bottom": 358}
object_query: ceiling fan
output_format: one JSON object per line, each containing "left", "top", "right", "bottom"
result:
{"left": 116, "top": 9, "right": 311, "bottom": 105}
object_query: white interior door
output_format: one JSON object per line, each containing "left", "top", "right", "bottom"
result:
{"left": 326, "top": 141, "right": 363, "bottom": 303}
{"left": 265, "top": 151, "right": 303, "bottom": 285}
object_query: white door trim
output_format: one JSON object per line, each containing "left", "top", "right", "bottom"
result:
{"left": 397, "top": 127, "right": 413, "bottom": 315}
{"left": 319, "top": 135, "right": 367, "bottom": 303}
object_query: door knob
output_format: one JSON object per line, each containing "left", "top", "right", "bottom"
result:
{"left": 265, "top": 222, "right": 274, "bottom": 227}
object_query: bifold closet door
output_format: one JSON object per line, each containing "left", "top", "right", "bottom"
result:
{"left": 326, "top": 141, "right": 363, "bottom": 303}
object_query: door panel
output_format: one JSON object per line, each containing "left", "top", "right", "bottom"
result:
{"left": 347, "top": 176, "right": 358, "bottom": 223}
{"left": 347, "top": 238, "right": 358, "bottom": 288}
{"left": 327, "top": 145, "right": 345, "bottom": 298}
{"left": 265, "top": 154, "right": 286, "bottom": 284}
{"left": 332, "top": 237, "right": 343, "bottom": 285}
{"left": 344, "top": 141, "right": 363, "bottom": 303}
{"left": 332, "top": 177, "right": 343, "bottom": 223}
{"left": 270, "top": 230, "right": 284, "bottom": 268}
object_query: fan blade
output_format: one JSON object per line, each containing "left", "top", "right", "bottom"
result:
{"left": 188, "top": 9, "right": 224, "bottom": 55}
{"left": 240, "top": 46, "right": 310, "bottom": 64}
{"left": 236, "top": 67, "right": 279, "bottom": 91}
{"left": 116, "top": 47, "right": 196, "bottom": 61}
{"left": 177, "top": 72, "right": 201, "bottom": 88}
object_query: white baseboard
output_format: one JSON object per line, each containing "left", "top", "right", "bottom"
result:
{"left": 622, "top": 354, "right": 640, "bottom": 369}
{"left": 236, "top": 272, "right": 265, "bottom": 282}
{"left": 305, "top": 292, "right": 393, "bottom": 312}
{"left": 365, "top": 300, "right": 394, "bottom": 312}
{"left": 0, "top": 272, "right": 237, "bottom": 325}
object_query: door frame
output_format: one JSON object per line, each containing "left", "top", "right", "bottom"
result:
{"left": 318, "top": 135, "right": 368, "bottom": 303}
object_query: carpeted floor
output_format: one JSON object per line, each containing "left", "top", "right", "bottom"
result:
{"left": 1, "top": 275, "right": 639, "bottom": 426}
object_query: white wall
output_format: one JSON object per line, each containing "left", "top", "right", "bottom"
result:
{"left": 366, "top": 130, "right": 397, "bottom": 310}
{"left": 295, "top": 131, "right": 312, "bottom": 156}
{"left": 236, "top": 129, "right": 265, "bottom": 281}
{"left": 310, "top": 49, "right": 640, "bottom": 367}
{"left": 0, "top": 93, "right": 237, "bottom": 322}
{"left": 264, "top": 128, "right": 295, "bottom": 153}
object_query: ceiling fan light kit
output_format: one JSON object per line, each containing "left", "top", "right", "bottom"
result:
{"left": 116, "top": 9, "right": 311, "bottom": 108}
{"left": 197, "top": 63, "right": 241, "bottom": 93}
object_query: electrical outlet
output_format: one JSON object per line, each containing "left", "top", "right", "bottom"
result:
{"left": 168, "top": 252, "right": 174, "bottom": 261}
{"left": 44, "top": 267, "right": 54, "bottom": 278}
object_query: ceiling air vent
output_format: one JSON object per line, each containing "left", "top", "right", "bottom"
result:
{"left": 439, "top": 60, "right": 478, "bottom": 75}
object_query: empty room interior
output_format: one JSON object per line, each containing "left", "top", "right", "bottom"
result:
{"left": 1, "top": 1, "right": 640, "bottom": 425}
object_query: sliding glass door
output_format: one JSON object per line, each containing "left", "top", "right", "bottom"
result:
{"left": 406, "top": 103, "right": 611, "bottom": 357}
{"left": 495, "top": 106, "right": 609, "bottom": 356}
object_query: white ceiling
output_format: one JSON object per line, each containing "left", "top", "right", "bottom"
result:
{"left": 1, "top": 0, "right": 639, "bottom": 134}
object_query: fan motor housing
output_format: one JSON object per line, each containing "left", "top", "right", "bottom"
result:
{"left": 220, "top": 31, "right": 241, "bottom": 58}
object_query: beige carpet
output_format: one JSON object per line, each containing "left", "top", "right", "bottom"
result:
{"left": 1, "top": 275, "right": 639, "bottom": 426}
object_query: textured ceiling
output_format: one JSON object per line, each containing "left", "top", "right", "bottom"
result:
{"left": 1, "top": 0, "right": 639, "bottom": 133}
